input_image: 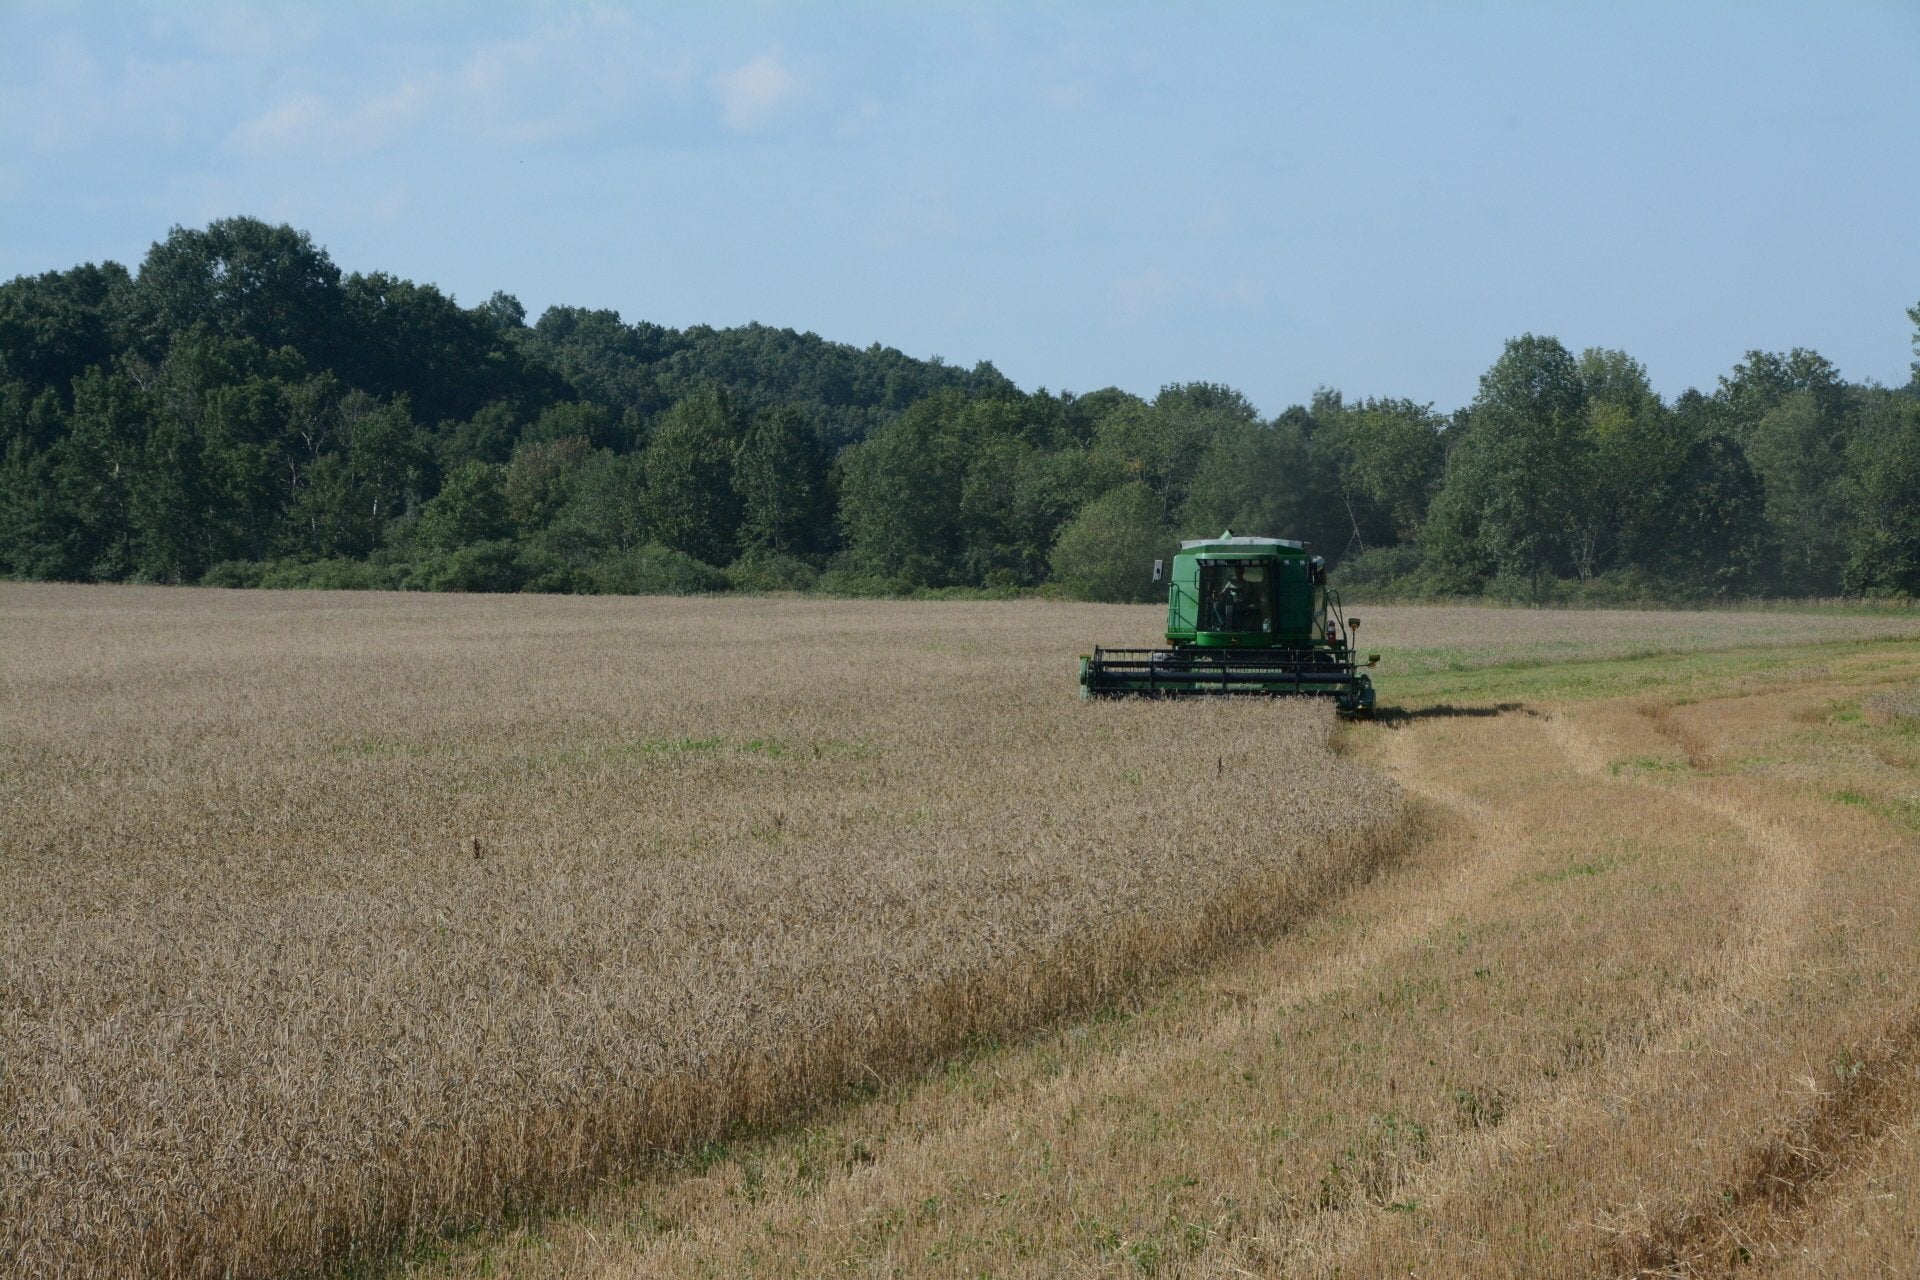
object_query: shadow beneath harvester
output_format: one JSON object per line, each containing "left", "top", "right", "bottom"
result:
{"left": 1367, "top": 702, "right": 1540, "bottom": 728}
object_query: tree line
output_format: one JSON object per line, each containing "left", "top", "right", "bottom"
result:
{"left": 3, "top": 216, "right": 1917, "bottom": 601}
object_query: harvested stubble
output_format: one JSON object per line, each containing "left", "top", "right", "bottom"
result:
{"left": 1865, "top": 684, "right": 1920, "bottom": 722}
{"left": 0, "top": 584, "right": 1409, "bottom": 1279}
{"left": 1351, "top": 603, "right": 1920, "bottom": 677}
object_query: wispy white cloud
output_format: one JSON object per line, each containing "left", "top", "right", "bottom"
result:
{"left": 870, "top": 181, "right": 962, "bottom": 249}
{"left": 1217, "top": 275, "right": 1269, "bottom": 312}
{"left": 177, "top": 6, "right": 326, "bottom": 61}
{"left": 0, "top": 4, "right": 346, "bottom": 162}
{"left": 227, "top": 8, "right": 698, "bottom": 160}
{"left": 231, "top": 93, "right": 329, "bottom": 152}
{"left": 450, "top": 7, "right": 695, "bottom": 145}
{"left": 230, "top": 76, "right": 432, "bottom": 159}
{"left": 1107, "top": 266, "right": 1271, "bottom": 322}
{"left": 710, "top": 50, "right": 801, "bottom": 131}
{"left": 4, "top": 34, "right": 111, "bottom": 151}
{"left": 1108, "top": 267, "right": 1189, "bottom": 321}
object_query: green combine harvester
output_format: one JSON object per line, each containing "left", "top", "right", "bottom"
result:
{"left": 1079, "top": 531, "right": 1377, "bottom": 714}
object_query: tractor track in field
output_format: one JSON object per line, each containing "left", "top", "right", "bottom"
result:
{"left": 1294, "top": 698, "right": 1814, "bottom": 1272}
{"left": 1302, "top": 678, "right": 1920, "bottom": 1277}
{"left": 1402, "top": 681, "right": 1920, "bottom": 1280}
{"left": 1628, "top": 1009, "right": 1920, "bottom": 1278}
{"left": 1567, "top": 694, "right": 1920, "bottom": 1277}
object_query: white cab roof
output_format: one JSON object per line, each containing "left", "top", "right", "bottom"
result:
{"left": 1179, "top": 534, "right": 1306, "bottom": 551}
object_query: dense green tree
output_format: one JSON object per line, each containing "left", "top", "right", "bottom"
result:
{"left": 284, "top": 454, "right": 364, "bottom": 560}
{"left": 1177, "top": 416, "right": 1314, "bottom": 546}
{"left": 1423, "top": 335, "right": 1592, "bottom": 596}
{"left": 1049, "top": 482, "right": 1171, "bottom": 602}
{"left": 580, "top": 542, "right": 728, "bottom": 595}
{"left": 138, "top": 331, "right": 301, "bottom": 565}
{"left": 1656, "top": 434, "right": 1770, "bottom": 595}
{"left": 1060, "top": 387, "right": 1145, "bottom": 445}
{"left": 408, "top": 539, "right": 526, "bottom": 593}
{"left": 838, "top": 389, "right": 1086, "bottom": 588}
{"left": 128, "top": 412, "right": 214, "bottom": 582}
{"left": 1575, "top": 348, "right": 1678, "bottom": 580}
{"left": 973, "top": 442, "right": 1095, "bottom": 587}
{"left": 1745, "top": 388, "right": 1854, "bottom": 594}
{"left": 1418, "top": 464, "right": 1491, "bottom": 594}
{"left": 642, "top": 387, "right": 743, "bottom": 564}
{"left": 1842, "top": 391, "right": 1920, "bottom": 594}
{"left": 1346, "top": 401, "right": 1446, "bottom": 544}
{"left": 130, "top": 217, "right": 344, "bottom": 362}
{"left": 521, "top": 400, "right": 619, "bottom": 451}
{"left": 339, "top": 271, "right": 551, "bottom": 424}
{"left": 1577, "top": 346, "right": 1660, "bottom": 414}
{"left": 50, "top": 368, "right": 151, "bottom": 579}
{"left": 539, "top": 451, "right": 647, "bottom": 563}
{"left": 1305, "top": 393, "right": 1446, "bottom": 551}
{"left": 415, "top": 460, "right": 511, "bottom": 553}
{"left": 1908, "top": 300, "right": 1920, "bottom": 388}
{"left": 1, "top": 381, "right": 71, "bottom": 458}
{"left": 1715, "top": 348, "right": 1851, "bottom": 444}
{"left": 1286, "top": 399, "right": 1357, "bottom": 554}
{"left": 0, "top": 395, "right": 71, "bottom": 576}
{"left": 521, "top": 310, "right": 1000, "bottom": 449}
{"left": 6, "top": 216, "right": 1919, "bottom": 600}
{"left": 526, "top": 306, "right": 677, "bottom": 418}
{"left": 949, "top": 397, "right": 1092, "bottom": 586}
{"left": 958, "top": 435, "right": 1047, "bottom": 586}
{"left": 438, "top": 402, "right": 522, "bottom": 469}
{"left": 735, "top": 405, "right": 831, "bottom": 558}
{"left": 1091, "top": 383, "right": 1256, "bottom": 523}
{"left": 1712, "top": 350, "right": 1857, "bottom": 594}
{"left": 505, "top": 435, "right": 593, "bottom": 533}
{"left": 480, "top": 291, "right": 527, "bottom": 334}
{"left": 837, "top": 389, "right": 972, "bottom": 584}
{"left": 0, "top": 262, "right": 133, "bottom": 401}
{"left": 285, "top": 394, "right": 427, "bottom": 559}
{"left": 0, "top": 449, "right": 58, "bottom": 575}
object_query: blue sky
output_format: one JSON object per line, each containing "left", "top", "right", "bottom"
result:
{"left": 3, "top": 1, "right": 1916, "bottom": 415}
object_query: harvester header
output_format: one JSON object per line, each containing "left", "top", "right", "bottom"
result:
{"left": 1079, "top": 531, "right": 1376, "bottom": 713}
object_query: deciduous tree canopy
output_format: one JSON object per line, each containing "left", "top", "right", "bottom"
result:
{"left": 3, "top": 217, "right": 1917, "bottom": 601}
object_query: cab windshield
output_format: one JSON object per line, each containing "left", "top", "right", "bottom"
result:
{"left": 1199, "top": 561, "right": 1272, "bottom": 634}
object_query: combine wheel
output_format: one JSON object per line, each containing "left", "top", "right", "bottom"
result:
{"left": 1336, "top": 673, "right": 1377, "bottom": 719}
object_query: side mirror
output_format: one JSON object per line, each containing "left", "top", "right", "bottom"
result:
{"left": 1152, "top": 559, "right": 1164, "bottom": 583}
{"left": 1347, "top": 617, "right": 1360, "bottom": 629}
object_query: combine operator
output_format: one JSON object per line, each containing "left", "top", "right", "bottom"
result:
{"left": 1207, "top": 563, "right": 1269, "bottom": 633}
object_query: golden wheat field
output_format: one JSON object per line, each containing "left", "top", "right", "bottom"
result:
{"left": 6, "top": 586, "right": 1920, "bottom": 1280}
{"left": 2, "top": 584, "right": 1417, "bottom": 1279}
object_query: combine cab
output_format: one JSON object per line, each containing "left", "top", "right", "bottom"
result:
{"left": 1079, "top": 532, "right": 1377, "bottom": 714}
